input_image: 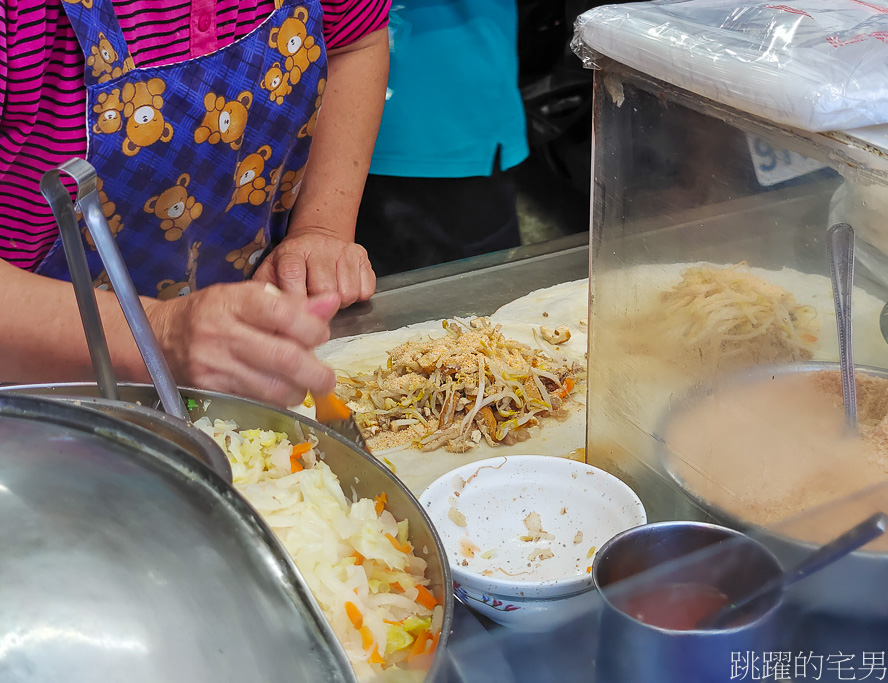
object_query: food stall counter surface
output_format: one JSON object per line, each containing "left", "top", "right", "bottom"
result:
{"left": 327, "top": 172, "right": 886, "bottom": 681}
{"left": 331, "top": 177, "right": 873, "bottom": 343}
{"left": 330, "top": 233, "right": 590, "bottom": 341}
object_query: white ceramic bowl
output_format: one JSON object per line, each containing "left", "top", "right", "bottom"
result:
{"left": 419, "top": 455, "right": 647, "bottom": 630}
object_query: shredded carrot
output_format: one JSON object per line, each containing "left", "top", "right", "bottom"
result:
{"left": 586, "top": 566, "right": 592, "bottom": 573}
{"left": 369, "top": 646, "right": 386, "bottom": 665}
{"left": 557, "top": 377, "right": 575, "bottom": 399}
{"left": 386, "top": 533, "right": 412, "bottom": 554}
{"left": 802, "top": 333, "right": 819, "bottom": 344}
{"left": 405, "top": 630, "right": 438, "bottom": 670}
{"left": 384, "top": 619, "right": 403, "bottom": 626}
{"left": 291, "top": 442, "right": 312, "bottom": 456}
{"left": 315, "top": 393, "right": 352, "bottom": 422}
{"left": 390, "top": 582, "right": 405, "bottom": 593}
{"left": 289, "top": 443, "right": 311, "bottom": 472}
{"left": 415, "top": 584, "right": 438, "bottom": 610}
{"left": 345, "top": 601, "right": 363, "bottom": 630}
{"left": 359, "top": 625, "right": 374, "bottom": 650}
{"left": 351, "top": 551, "right": 365, "bottom": 566}
{"left": 409, "top": 630, "right": 431, "bottom": 658}
{"left": 374, "top": 492, "right": 387, "bottom": 515}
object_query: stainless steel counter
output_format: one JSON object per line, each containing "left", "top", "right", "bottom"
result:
{"left": 332, "top": 178, "right": 888, "bottom": 341}
{"left": 331, "top": 233, "right": 590, "bottom": 339}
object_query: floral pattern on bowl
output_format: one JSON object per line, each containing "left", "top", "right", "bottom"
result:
{"left": 454, "top": 582, "right": 521, "bottom": 613}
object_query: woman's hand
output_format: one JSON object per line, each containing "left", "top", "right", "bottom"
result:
{"left": 262, "top": 28, "right": 388, "bottom": 307}
{"left": 147, "top": 281, "right": 340, "bottom": 407}
{"left": 253, "top": 228, "right": 375, "bottom": 307}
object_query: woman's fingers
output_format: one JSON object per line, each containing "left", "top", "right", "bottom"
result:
{"left": 156, "top": 281, "right": 338, "bottom": 406}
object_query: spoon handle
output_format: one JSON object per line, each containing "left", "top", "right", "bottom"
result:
{"left": 702, "top": 512, "right": 887, "bottom": 629}
{"left": 827, "top": 222, "right": 857, "bottom": 433}
{"left": 782, "top": 512, "right": 888, "bottom": 588}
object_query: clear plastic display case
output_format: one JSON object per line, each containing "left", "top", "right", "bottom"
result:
{"left": 584, "top": 55, "right": 888, "bottom": 672}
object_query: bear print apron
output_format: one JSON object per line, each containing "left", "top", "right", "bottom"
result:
{"left": 37, "top": 0, "right": 326, "bottom": 299}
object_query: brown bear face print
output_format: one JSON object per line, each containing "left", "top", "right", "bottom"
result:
{"left": 87, "top": 33, "right": 117, "bottom": 79}
{"left": 144, "top": 174, "right": 204, "bottom": 241}
{"left": 273, "top": 166, "right": 306, "bottom": 212}
{"left": 226, "top": 145, "right": 273, "bottom": 211}
{"left": 269, "top": 7, "right": 322, "bottom": 85}
{"left": 261, "top": 63, "right": 292, "bottom": 105}
{"left": 226, "top": 227, "right": 267, "bottom": 277}
{"left": 298, "top": 78, "right": 326, "bottom": 138}
{"left": 156, "top": 280, "right": 193, "bottom": 300}
{"left": 121, "top": 78, "right": 174, "bottom": 156}
{"left": 156, "top": 240, "right": 202, "bottom": 298}
{"left": 92, "top": 89, "right": 124, "bottom": 135}
{"left": 194, "top": 91, "right": 253, "bottom": 150}
{"left": 93, "top": 270, "right": 113, "bottom": 291}
{"left": 83, "top": 177, "right": 125, "bottom": 250}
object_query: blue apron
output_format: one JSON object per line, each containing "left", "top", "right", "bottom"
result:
{"left": 37, "top": 0, "right": 327, "bottom": 299}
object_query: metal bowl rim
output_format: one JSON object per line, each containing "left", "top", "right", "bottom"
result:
{"left": 2, "top": 381, "right": 454, "bottom": 676}
{"left": 654, "top": 361, "right": 888, "bottom": 560}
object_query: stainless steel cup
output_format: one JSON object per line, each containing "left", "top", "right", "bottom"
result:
{"left": 592, "top": 521, "right": 783, "bottom": 683}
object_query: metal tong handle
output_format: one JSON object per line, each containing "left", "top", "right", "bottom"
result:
{"left": 827, "top": 222, "right": 857, "bottom": 433}
{"left": 40, "top": 158, "right": 188, "bottom": 421}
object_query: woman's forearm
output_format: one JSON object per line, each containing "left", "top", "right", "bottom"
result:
{"left": 0, "top": 259, "right": 151, "bottom": 384}
{"left": 288, "top": 28, "right": 389, "bottom": 239}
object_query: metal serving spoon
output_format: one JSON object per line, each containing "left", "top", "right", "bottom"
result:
{"left": 879, "top": 302, "right": 888, "bottom": 345}
{"left": 827, "top": 223, "right": 858, "bottom": 434}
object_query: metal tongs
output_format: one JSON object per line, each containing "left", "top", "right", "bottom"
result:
{"left": 40, "top": 158, "right": 189, "bottom": 421}
{"left": 41, "top": 159, "right": 368, "bottom": 452}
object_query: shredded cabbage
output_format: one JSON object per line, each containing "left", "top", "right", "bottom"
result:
{"left": 195, "top": 417, "right": 438, "bottom": 681}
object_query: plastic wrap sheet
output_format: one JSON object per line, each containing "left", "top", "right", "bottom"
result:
{"left": 572, "top": 0, "right": 888, "bottom": 132}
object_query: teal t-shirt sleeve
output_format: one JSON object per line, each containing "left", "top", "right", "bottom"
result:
{"left": 369, "top": 0, "right": 529, "bottom": 178}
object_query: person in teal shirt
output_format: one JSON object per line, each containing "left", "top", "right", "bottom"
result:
{"left": 355, "top": 0, "right": 529, "bottom": 276}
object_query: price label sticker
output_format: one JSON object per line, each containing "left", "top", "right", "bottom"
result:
{"left": 746, "top": 135, "right": 826, "bottom": 187}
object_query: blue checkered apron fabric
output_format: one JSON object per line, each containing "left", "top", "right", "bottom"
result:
{"left": 37, "top": 0, "right": 326, "bottom": 299}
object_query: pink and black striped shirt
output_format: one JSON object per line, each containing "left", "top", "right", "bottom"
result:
{"left": 0, "top": 0, "right": 389, "bottom": 270}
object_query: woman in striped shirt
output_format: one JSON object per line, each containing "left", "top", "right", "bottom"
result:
{"left": 0, "top": 0, "right": 389, "bottom": 406}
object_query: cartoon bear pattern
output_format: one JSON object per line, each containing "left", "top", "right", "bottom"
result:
{"left": 37, "top": 0, "right": 327, "bottom": 298}
{"left": 226, "top": 228, "right": 268, "bottom": 278}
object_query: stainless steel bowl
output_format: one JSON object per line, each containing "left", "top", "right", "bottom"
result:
{"left": 654, "top": 361, "right": 888, "bottom": 619}
{"left": 43, "top": 395, "right": 232, "bottom": 481}
{"left": 0, "top": 392, "right": 354, "bottom": 683}
{"left": 4, "top": 382, "right": 455, "bottom": 678}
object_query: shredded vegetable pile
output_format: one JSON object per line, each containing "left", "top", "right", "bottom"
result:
{"left": 195, "top": 418, "right": 442, "bottom": 681}
{"left": 630, "top": 264, "right": 819, "bottom": 367}
{"left": 335, "top": 317, "right": 584, "bottom": 454}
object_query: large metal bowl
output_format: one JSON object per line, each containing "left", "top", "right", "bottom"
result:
{"left": 0, "top": 392, "right": 354, "bottom": 683}
{"left": 43, "top": 395, "right": 233, "bottom": 481}
{"left": 4, "top": 382, "right": 455, "bottom": 679}
{"left": 653, "top": 362, "right": 888, "bottom": 619}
